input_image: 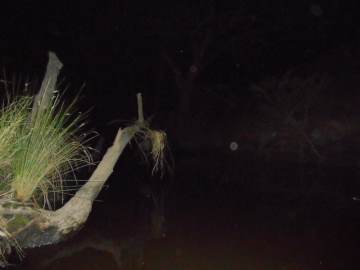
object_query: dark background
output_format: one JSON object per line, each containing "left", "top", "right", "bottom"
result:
{"left": 4, "top": 1, "right": 360, "bottom": 269}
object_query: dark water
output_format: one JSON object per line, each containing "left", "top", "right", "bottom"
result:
{"left": 12, "top": 154, "right": 360, "bottom": 269}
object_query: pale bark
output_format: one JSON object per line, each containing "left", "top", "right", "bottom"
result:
{"left": 12, "top": 125, "right": 141, "bottom": 249}
{"left": 30, "top": 52, "right": 63, "bottom": 124}
{"left": 0, "top": 52, "right": 146, "bottom": 250}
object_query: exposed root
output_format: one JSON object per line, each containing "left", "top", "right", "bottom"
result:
{"left": 135, "top": 126, "right": 170, "bottom": 178}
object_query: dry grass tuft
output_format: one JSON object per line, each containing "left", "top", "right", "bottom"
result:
{"left": 135, "top": 124, "right": 170, "bottom": 178}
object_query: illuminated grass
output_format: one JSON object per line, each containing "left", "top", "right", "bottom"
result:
{"left": 0, "top": 89, "right": 92, "bottom": 206}
{"left": 9, "top": 95, "right": 92, "bottom": 205}
{"left": 0, "top": 97, "right": 32, "bottom": 193}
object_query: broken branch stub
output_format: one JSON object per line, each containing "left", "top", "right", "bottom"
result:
{"left": 30, "top": 51, "right": 63, "bottom": 124}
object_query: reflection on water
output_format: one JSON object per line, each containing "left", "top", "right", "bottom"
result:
{"left": 13, "top": 158, "right": 360, "bottom": 269}
{"left": 18, "top": 208, "right": 360, "bottom": 270}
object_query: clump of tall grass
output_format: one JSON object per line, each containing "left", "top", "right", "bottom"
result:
{"left": 0, "top": 92, "right": 91, "bottom": 207}
{"left": 0, "top": 97, "right": 32, "bottom": 195}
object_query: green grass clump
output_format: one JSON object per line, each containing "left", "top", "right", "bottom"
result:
{"left": 0, "top": 97, "right": 31, "bottom": 170}
{"left": 0, "top": 93, "right": 91, "bottom": 207}
{"left": 0, "top": 97, "right": 32, "bottom": 195}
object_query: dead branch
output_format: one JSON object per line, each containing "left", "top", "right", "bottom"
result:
{"left": 0, "top": 53, "right": 149, "bottom": 253}
{"left": 30, "top": 52, "right": 63, "bottom": 124}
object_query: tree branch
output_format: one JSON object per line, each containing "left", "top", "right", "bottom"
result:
{"left": 30, "top": 52, "right": 63, "bottom": 124}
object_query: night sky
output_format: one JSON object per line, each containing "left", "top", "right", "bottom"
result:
{"left": 1, "top": 1, "right": 359, "bottom": 113}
